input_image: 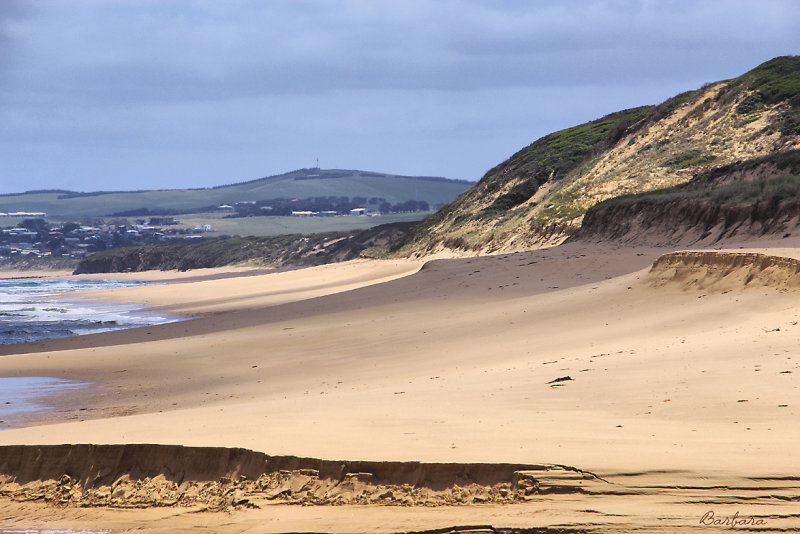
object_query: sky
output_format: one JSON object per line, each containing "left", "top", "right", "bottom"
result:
{"left": 1, "top": 1, "right": 799, "bottom": 194}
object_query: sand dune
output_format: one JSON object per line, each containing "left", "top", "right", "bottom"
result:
{"left": 1, "top": 245, "right": 799, "bottom": 532}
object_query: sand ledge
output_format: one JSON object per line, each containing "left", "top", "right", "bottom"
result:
{"left": 648, "top": 250, "right": 800, "bottom": 291}
{"left": 0, "top": 443, "right": 601, "bottom": 508}
{"left": 1, "top": 443, "right": 796, "bottom": 533}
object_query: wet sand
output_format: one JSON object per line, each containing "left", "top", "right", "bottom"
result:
{"left": 1, "top": 244, "right": 799, "bottom": 532}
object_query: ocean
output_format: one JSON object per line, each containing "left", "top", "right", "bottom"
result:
{"left": 0, "top": 278, "right": 182, "bottom": 345}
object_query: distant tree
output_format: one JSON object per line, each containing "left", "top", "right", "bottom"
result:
{"left": 388, "top": 200, "right": 428, "bottom": 212}
{"left": 19, "top": 218, "right": 48, "bottom": 232}
{"left": 61, "top": 222, "right": 80, "bottom": 234}
{"left": 46, "top": 236, "right": 64, "bottom": 251}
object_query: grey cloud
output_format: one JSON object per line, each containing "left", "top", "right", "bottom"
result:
{"left": 0, "top": 0, "right": 36, "bottom": 74}
{"left": 2, "top": 0, "right": 799, "bottom": 193}
{"left": 10, "top": 0, "right": 797, "bottom": 105}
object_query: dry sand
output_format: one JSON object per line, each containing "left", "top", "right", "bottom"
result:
{"left": 1, "top": 244, "right": 799, "bottom": 533}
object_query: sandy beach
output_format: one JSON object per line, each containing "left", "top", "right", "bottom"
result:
{"left": 1, "top": 244, "right": 799, "bottom": 533}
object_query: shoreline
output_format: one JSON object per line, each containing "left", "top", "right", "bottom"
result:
{"left": 0, "top": 277, "right": 189, "bottom": 350}
{"left": 1, "top": 245, "right": 799, "bottom": 532}
{"left": 0, "top": 377, "right": 90, "bottom": 429}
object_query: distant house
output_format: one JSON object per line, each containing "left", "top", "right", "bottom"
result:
{"left": 217, "top": 205, "right": 235, "bottom": 211}
{"left": 5, "top": 228, "right": 38, "bottom": 238}
{"left": 2, "top": 229, "right": 38, "bottom": 240}
{"left": 1, "top": 212, "right": 46, "bottom": 218}
{"left": 349, "top": 208, "right": 369, "bottom": 216}
{"left": 194, "top": 224, "right": 213, "bottom": 232}
{"left": 291, "top": 211, "right": 316, "bottom": 217}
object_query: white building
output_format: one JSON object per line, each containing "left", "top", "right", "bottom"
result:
{"left": 0, "top": 212, "right": 47, "bottom": 218}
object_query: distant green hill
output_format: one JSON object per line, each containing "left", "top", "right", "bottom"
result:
{"left": 0, "top": 169, "right": 471, "bottom": 220}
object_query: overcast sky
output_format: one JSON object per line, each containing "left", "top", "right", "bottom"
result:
{"left": 1, "top": 1, "right": 798, "bottom": 193}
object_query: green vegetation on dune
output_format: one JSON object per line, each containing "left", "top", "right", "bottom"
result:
{"left": 512, "top": 106, "right": 654, "bottom": 178}
{"left": 645, "top": 88, "right": 703, "bottom": 124}
{"left": 482, "top": 106, "right": 653, "bottom": 214}
{"left": 738, "top": 56, "right": 800, "bottom": 108}
{"left": 602, "top": 174, "right": 800, "bottom": 209}
{"left": 594, "top": 149, "right": 800, "bottom": 208}
{"left": 734, "top": 55, "right": 800, "bottom": 135}
{"left": 661, "top": 149, "right": 717, "bottom": 170}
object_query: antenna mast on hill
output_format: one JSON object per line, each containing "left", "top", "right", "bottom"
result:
{"left": 315, "top": 157, "right": 320, "bottom": 170}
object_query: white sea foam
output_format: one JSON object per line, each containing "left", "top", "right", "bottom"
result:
{"left": 0, "top": 279, "right": 185, "bottom": 345}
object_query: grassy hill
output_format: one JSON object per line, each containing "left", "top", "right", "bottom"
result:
{"left": 0, "top": 169, "right": 470, "bottom": 220}
{"left": 391, "top": 56, "right": 800, "bottom": 256}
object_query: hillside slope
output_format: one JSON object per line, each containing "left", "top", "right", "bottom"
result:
{"left": 0, "top": 169, "right": 470, "bottom": 219}
{"left": 393, "top": 56, "right": 800, "bottom": 257}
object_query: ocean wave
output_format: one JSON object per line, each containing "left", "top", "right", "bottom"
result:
{"left": 0, "top": 279, "right": 184, "bottom": 345}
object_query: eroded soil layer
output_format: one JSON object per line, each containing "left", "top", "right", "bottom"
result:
{"left": 0, "top": 444, "right": 602, "bottom": 509}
